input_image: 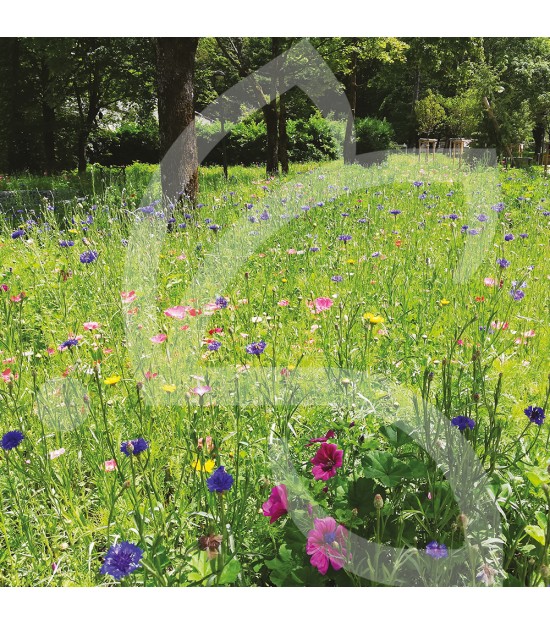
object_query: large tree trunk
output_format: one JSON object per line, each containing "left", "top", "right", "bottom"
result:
{"left": 278, "top": 90, "right": 289, "bottom": 174}
{"left": 533, "top": 121, "right": 545, "bottom": 163}
{"left": 156, "top": 37, "right": 199, "bottom": 206}
{"left": 77, "top": 130, "right": 88, "bottom": 173}
{"left": 343, "top": 39, "right": 357, "bottom": 164}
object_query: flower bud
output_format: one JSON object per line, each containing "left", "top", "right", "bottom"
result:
{"left": 374, "top": 494, "right": 384, "bottom": 510}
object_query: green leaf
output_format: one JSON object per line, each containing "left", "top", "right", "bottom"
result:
{"left": 379, "top": 422, "right": 414, "bottom": 448}
{"left": 524, "top": 524, "right": 546, "bottom": 546}
{"left": 362, "top": 451, "right": 415, "bottom": 487}
{"left": 218, "top": 558, "right": 241, "bottom": 585}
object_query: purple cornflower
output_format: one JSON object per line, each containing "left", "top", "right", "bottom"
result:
{"left": 1, "top": 430, "right": 24, "bottom": 451}
{"left": 468, "top": 229, "right": 479, "bottom": 235}
{"left": 461, "top": 225, "right": 469, "bottom": 233}
{"left": 497, "top": 258, "right": 510, "bottom": 268}
{"left": 215, "top": 296, "right": 228, "bottom": 309}
{"left": 331, "top": 275, "right": 343, "bottom": 282}
{"left": 389, "top": 210, "right": 402, "bottom": 216}
{"left": 120, "top": 438, "right": 149, "bottom": 456}
{"left": 477, "top": 214, "right": 489, "bottom": 222}
{"left": 413, "top": 181, "right": 423, "bottom": 187}
{"left": 207, "top": 466, "right": 234, "bottom": 493}
{"left": 426, "top": 541, "right": 448, "bottom": 559}
{"left": 207, "top": 341, "right": 222, "bottom": 352}
{"left": 60, "top": 338, "right": 79, "bottom": 350}
{"left": 504, "top": 233, "right": 514, "bottom": 241}
{"left": 338, "top": 235, "right": 352, "bottom": 241}
{"left": 419, "top": 192, "right": 427, "bottom": 200}
{"left": 524, "top": 406, "right": 545, "bottom": 426}
{"left": 11, "top": 229, "right": 25, "bottom": 239}
{"left": 519, "top": 233, "right": 528, "bottom": 239}
{"left": 509, "top": 289, "right": 525, "bottom": 301}
{"left": 59, "top": 240, "right": 74, "bottom": 248}
{"left": 451, "top": 415, "right": 475, "bottom": 431}
{"left": 309, "top": 246, "right": 320, "bottom": 252}
{"left": 448, "top": 213, "right": 458, "bottom": 220}
{"left": 209, "top": 224, "right": 221, "bottom": 232}
{"left": 80, "top": 250, "right": 98, "bottom": 264}
{"left": 260, "top": 211, "right": 270, "bottom": 221}
{"left": 100, "top": 541, "right": 143, "bottom": 580}
{"left": 491, "top": 202, "right": 505, "bottom": 212}
{"left": 246, "top": 341, "right": 266, "bottom": 356}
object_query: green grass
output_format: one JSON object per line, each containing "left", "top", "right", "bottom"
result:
{"left": 0, "top": 156, "right": 548, "bottom": 586}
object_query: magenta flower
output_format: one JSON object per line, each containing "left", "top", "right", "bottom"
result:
{"left": 262, "top": 484, "right": 288, "bottom": 524}
{"left": 306, "top": 516, "right": 348, "bottom": 575}
{"left": 310, "top": 442, "right": 343, "bottom": 481}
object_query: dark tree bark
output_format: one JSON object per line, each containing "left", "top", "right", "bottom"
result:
{"left": 533, "top": 122, "right": 545, "bottom": 162}
{"left": 156, "top": 37, "right": 199, "bottom": 207}
{"left": 343, "top": 40, "right": 358, "bottom": 164}
{"left": 278, "top": 90, "right": 289, "bottom": 174}
{"left": 39, "top": 58, "right": 56, "bottom": 174}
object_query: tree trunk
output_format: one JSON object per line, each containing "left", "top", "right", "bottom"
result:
{"left": 482, "top": 96, "right": 510, "bottom": 158}
{"left": 40, "top": 60, "right": 56, "bottom": 174}
{"left": 77, "top": 130, "right": 88, "bottom": 173}
{"left": 278, "top": 90, "right": 289, "bottom": 174}
{"left": 7, "top": 38, "right": 25, "bottom": 173}
{"left": 533, "top": 121, "right": 545, "bottom": 162}
{"left": 343, "top": 40, "right": 357, "bottom": 164}
{"left": 156, "top": 37, "right": 199, "bottom": 206}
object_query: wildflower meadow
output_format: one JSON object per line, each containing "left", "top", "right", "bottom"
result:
{"left": 0, "top": 154, "right": 548, "bottom": 587}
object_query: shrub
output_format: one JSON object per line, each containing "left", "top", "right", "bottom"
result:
{"left": 354, "top": 117, "right": 396, "bottom": 153}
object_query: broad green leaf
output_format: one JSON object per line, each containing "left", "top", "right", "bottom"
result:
{"left": 524, "top": 524, "right": 546, "bottom": 546}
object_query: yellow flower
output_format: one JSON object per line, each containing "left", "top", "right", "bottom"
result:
{"left": 192, "top": 458, "right": 215, "bottom": 473}
{"left": 363, "top": 313, "right": 384, "bottom": 324}
{"left": 68, "top": 229, "right": 78, "bottom": 234}
{"left": 440, "top": 299, "right": 450, "bottom": 306}
{"left": 346, "top": 259, "right": 355, "bottom": 265}
{"left": 281, "top": 278, "right": 287, "bottom": 283}
{"left": 104, "top": 375, "right": 121, "bottom": 385}
{"left": 162, "top": 383, "right": 177, "bottom": 393}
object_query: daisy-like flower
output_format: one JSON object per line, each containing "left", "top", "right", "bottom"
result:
{"left": 104, "top": 375, "right": 121, "bottom": 386}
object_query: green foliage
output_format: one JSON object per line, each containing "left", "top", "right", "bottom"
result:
{"left": 415, "top": 90, "right": 447, "bottom": 137}
{"left": 354, "top": 116, "right": 396, "bottom": 153}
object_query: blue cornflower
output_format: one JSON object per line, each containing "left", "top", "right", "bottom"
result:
{"left": 497, "top": 258, "right": 510, "bottom": 268}
{"left": 246, "top": 341, "right": 266, "bottom": 356}
{"left": 80, "top": 250, "right": 98, "bottom": 264}
{"left": 100, "top": 541, "right": 143, "bottom": 580}
{"left": 358, "top": 218, "right": 367, "bottom": 223}
{"left": 309, "top": 246, "right": 320, "bottom": 252}
{"left": 209, "top": 224, "right": 221, "bottom": 231}
{"left": 1, "top": 430, "right": 24, "bottom": 451}
{"left": 301, "top": 205, "right": 311, "bottom": 211}
{"left": 389, "top": 210, "right": 402, "bottom": 216}
{"left": 207, "top": 341, "right": 222, "bottom": 352}
{"left": 448, "top": 213, "right": 458, "bottom": 220}
{"left": 461, "top": 225, "right": 469, "bottom": 233}
{"left": 120, "top": 438, "right": 149, "bottom": 456}
{"left": 451, "top": 415, "right": 475, "bottom": 432}
{"left": 178, "top": 223, "right": 186, "bottom": 229}
{"left": 524, "top": 406, "right": 545, "bottom": 426}
{"left": 504, "top": 233, "right": 514, "bottom": 241}
{"left": 510, "top": 289, "right": 525, "bottom": 301}
{"left": 341, "top": 212, "right": 349, "bottom": 217}
{"left": 491, "top": 202, "right": 505, "bottom": 212}
{"left": 331, "top": 275, "right": 343, "bottom": 282}
{"left": 260, "top": 211, "right": 270, "bottom": 221}
{"left": 468, "top": 229, "right": 479, "bottom": 235}
{"left": 60, "top": 338, "right": 79, "bottom": 350}
{"left": 519, "top": 233, "right": 528, "bottom": 239}
{"left": 477, "top": 214, "right": 489, "bottom": 222}
{"left": 207, "top": 466, "right": 234, "bottom": 493}
{"left": 59, "top": 240, "right": 75, "bottom": 248}
{"left": 419, "top": 193, "right": 427, "bottom": 200}
{"left": 371, "top": 251, "right": 381, "bottom": 257}
{"left": 338, "top": 234, "right": 352, "bottom": 241}
{"left": 11, "top": 229, "right": 25, "bottom": 239}
{"left": 215, "top": 296, "right": 228, "bottom": 309}
{"left": 413, "top": 181, "right": 423, "bottom": 187}
{"left": 426, "top": 541, "right": 448, "bottom": 559}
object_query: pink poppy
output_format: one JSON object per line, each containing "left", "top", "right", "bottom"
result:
{"left": 83, "top": 321, "right": 100, "bottom": 331}
{"left": 144, "top": 371, "right": 158, "bottom": 380}
{"left": 1, "top": 368, "right": 17, "bottom": 383}
{"left": 190, "top": 385, "right": 212, "bottom": 397}
{"left": 150, "top": 334, "right": 168, "bottom": 344}
{"left": 2, "top": 357, "right": 16, "bottom": 364}
{"left": 523, "top": 330, "right": 536, "bottom": 338}
{"left": 164, "top": 306, "right": 188, "bottom": 320}
{"left": 310, "top": 442, "right": 343, "bottom": 481}
{"left": 278, "top": 300, "right": 290, "bottom": 307}
{"left": 308, "top": 297, "right": 334, "bottom": 314}
{"left": 262, "top": 484, "right": 289, "bottom": 524}
{"left": 484, "top": 277, "right": 496, "bottom": 287}
{"left": 104, "top": 459, "right": 117, "bottom": 472}
{"left": 177, "top": 254, "right": 187, "bottom": 260}
{"left": 121, "top": 290, "right": 137, "bottom": 303}
{"left": 180, "top": 325, "right": 190, "bottom": 331}
{"left": 10, "top": 292, "right": 26, "bottom": 303}
{"left": 306, "top": 516, "right": 348, "bottom": 575}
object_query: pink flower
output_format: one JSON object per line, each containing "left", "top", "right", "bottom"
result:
{"left": 83, "top": 321, "right": 100, "bottom": 331}
{"left": 310, "top": 442, "right": 343, "bottom": 481}
{"left": 306, "top": 516, "right": 348, "bottom": 575}
{"left": 121, "top": 290, "right": 137, "bottom": 303}
{"left": 198, "top": 436, "right": 215, "bottom": 453}
{"left": 144, "top": 371, "right": 158, "bottom": 380}
{"left": 104, "top": 459, "right": 117, "bottom": 472}
{"left": 190, "top": 385, "right": 211, "bottom": 397}
{"left": 491, "top": 321, "right": 509, "bottom": 330}
{"left": 164, "top": 306, "right": 188, "bottom": 320}
{"left": 2, "top": 357, "right": 16, "bottom": 364}
{"left": 484, "top": 277, "right": 496, "bottom": 287}
{"left": 150, "top": 333, "right": 167, "bottom": 344}
{"left": 523, "top": 329, "right": 536, "bottom": 338}
{"left": 287, "top": 249, "right": 297, "bottom": 255}
{"left": 305, "top": 429, "right": 336, "bottom": 447}
{"left": 49, "top": 448, "right": 66, "bottom": 460}
{"left": 278, "top": 300, "right": 290, "bottom": 307}
{"left": 309, "top": 297, "right": 334, "bottom": 314}
{"left": 262, "top": 484, "right": 289, "bottom": 524}
{"left": 0, "top": 284, "right": 9, "bottom": 292}
{"left": 1, "top": 368, "right": 17, "bottom": 383}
